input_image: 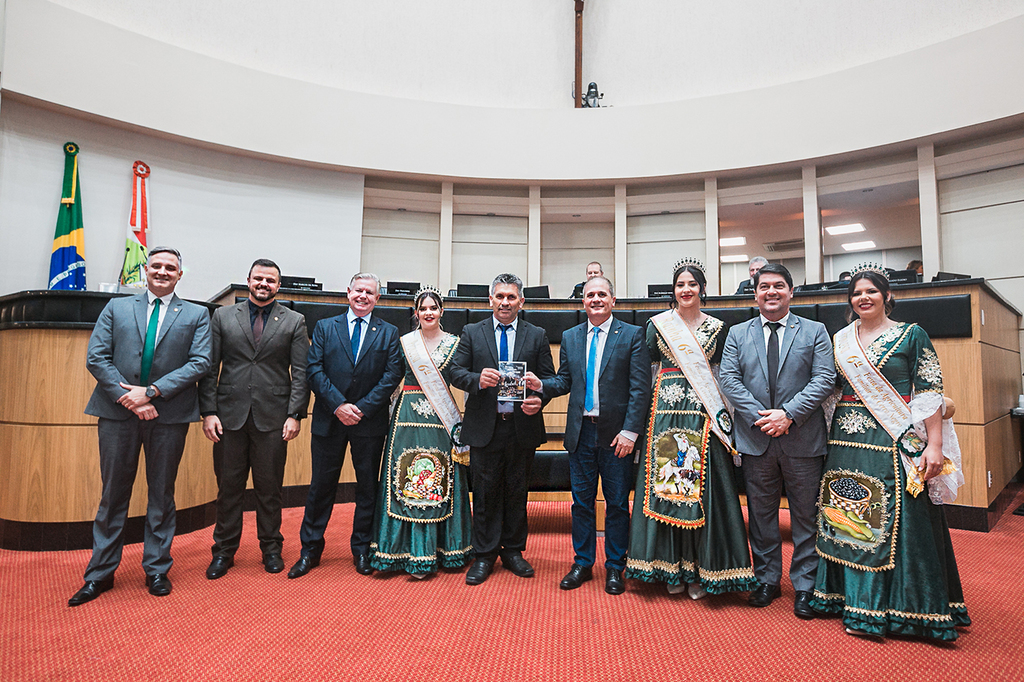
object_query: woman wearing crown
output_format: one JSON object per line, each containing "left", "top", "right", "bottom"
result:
{"left": 625, "top": 257, "right": 757, "bottom": 598}
{"left": 810, "top": 264, "right": 969, "bottom": 639}
{"left": 369, "top": 287, "right": 473, "bottom": 577}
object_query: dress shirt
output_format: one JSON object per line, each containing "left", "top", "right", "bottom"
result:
{"left": 493, "top": 316, "right": 518, "bottom": 412}
{"left": 347, "top": 309, "right": 370, "bottom": 360}
{"left": 759, "top": 311, "right": 791, "bottom": 359}
{"left": 146, "top": 290, "right": 174, "bottom": 336}
{"left": 248, "top": 299, "right": 273, "bottom": 329}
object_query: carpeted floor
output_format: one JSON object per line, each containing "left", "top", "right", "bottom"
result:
{"left": 3, "top": 496, "right": 1024, "bottom": 681}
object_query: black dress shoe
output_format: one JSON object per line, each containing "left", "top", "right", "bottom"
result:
{"left": 605, "top": 568, "right": 625, "bottom": 595}
{"left": 263, "top": 554, "right": 285, "bottom": 574}
{"left": 354, "top": 553, "right": 374, "bottom": 576}
{"left": 465, "top": 559, "right": 494, "bottom": 585}
{"left": 68, "top": 577, "right": 114, "bottom": 607}
{"left": 559, "top": 563, "right": 593, "bottom": 590}
{"left": 287, "top": 554, "right": 320, "bottom": 579}
{"left": 748, "top": 582, "right": 781, "bottom": 607}
{"left": 794, "top": 590, "right": 816, "bottom": 620}
{"left": 146, "top": 573, "right": 172, "bottom": 597}
{"left": 206, "top": 556, "right": 233, "bottom": 580}
{"left": 501, "top": 553, "right": 535, "bottom": 578}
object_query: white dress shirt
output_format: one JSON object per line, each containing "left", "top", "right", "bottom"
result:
{"left": 347, "top": 309, "right": 371, "bottom": 360}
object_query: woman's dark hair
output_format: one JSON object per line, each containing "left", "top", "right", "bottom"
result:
{"left": 670, "top": 265, "right": 707, "bottom": 307}
{"left": 846, "top": 271, "right": 896, "bottom": 323}
{"left": 413, "top": 290, "right": 444, "bottom": 329}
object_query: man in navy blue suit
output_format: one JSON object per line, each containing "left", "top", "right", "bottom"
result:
{"left": 528, "top": 276, "right": 651, "bottom": 594}
{"left": 288, "top": 272, "right": 402, "bottom": 578}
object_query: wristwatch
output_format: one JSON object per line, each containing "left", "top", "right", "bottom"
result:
{"left": 145, "top": 385, "right": 158, "bottom": 399}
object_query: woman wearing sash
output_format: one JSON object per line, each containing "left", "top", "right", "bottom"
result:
{"left": 625, "top": 258, "right": 757, "bottom": 598}
{"left": 369, "top": 288, "right": 473, "bottom": 577}
{"left": 811, "top": 264, "right": 969, "bottom": 639}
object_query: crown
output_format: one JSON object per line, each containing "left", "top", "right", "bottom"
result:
{"left": 851, "top": 262, "right": 887, "bottom": 280}
{"left": 414, "top": 284, "right": 443, "bottom": 300}
{"left": 672, "top": 256, "right": 705, "bottom": 276}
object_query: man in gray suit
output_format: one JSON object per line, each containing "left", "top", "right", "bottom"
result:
{"left": 69, "top": 247, "right": 211, "bottom": 605}
{"left": 199, "top": 259, "right": 309, "bottom": 579}
{"left": 529, "top": 276, "right": 650, "bottom": 594}
{"left": 719, "top": 263, "right": 834, "bottom": 620}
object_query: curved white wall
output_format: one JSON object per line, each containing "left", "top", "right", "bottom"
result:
{"left": 4, "top": 0, "right": 1024, "bottom": 180}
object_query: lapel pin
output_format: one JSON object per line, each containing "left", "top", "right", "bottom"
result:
{"left": 372, "top": 327, "right": 377, "bottom": 331}
{"left": 174, "top": 307, "right": 180, "bottom": 312}
{"left": 274, "top": 317, "right": 279, "bottom": 321}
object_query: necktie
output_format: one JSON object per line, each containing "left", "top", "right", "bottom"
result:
{"left": 140, "top": 299, "right": 161, "bottom": 386}
{"left": 766, "top": 321, "right": 781, "bottom": 408}
{"left": 351, "top": 317, "right": 364, "bottom": 361}
{"left": 253, "top": 308, "right": 265, "bottom": 347}
{"left": 585, "top": 327, "right": 600, "bottom": 412}
{"left": 498, "top": 324, "right": 511, "bottom": 363}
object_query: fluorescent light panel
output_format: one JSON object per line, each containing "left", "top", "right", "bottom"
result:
{"left": 841, "top": 240, "right": 876, "bottom": 251}
{"left": 720, "top": 254, "right": 749, "bottom": 263}
{"left": 719, "top": 237, "right": 746, "bottom": 247}
{"left": 825, "top": 223, "right": 865, "bottom": 235}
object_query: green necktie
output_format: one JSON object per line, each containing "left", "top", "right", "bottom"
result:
{"left": 140, "top": 298, "right": 161, "bottom": 386}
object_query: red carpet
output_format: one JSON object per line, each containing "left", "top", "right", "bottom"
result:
{"left": 3, "top": 496, "right": 1024, "bottom": 681}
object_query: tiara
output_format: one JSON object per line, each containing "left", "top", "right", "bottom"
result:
{"left": 672, "top": 256, "right": 705, "bottom": 276}
{"left": 414, "top": 284, "right": 443, "bottom": 299}
{"left": 851, "top": 262, "right": 887, "bottom": 280}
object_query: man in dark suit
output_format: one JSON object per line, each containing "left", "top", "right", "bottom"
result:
{"left": 288, "top": 272, "right": 402, "bottom": 579}
{"left": 733, "top": 256, "right": 768, "bottom": 295}
{"left": 569, "top": 261, "right": 604, "bottom": 298}
{"left": 719, "top": 263, "right": 834, "bottom": 619}
{"left": 68, "top": 247, "right": 211, "bottom": 606}
{"left": 199, "top": 258, "right": 310, "bottom": 579}
{"left": 528, "top": 276, "right": 650, "bottom": 594}
{"left": 450, "top": 273, "right": 555, "bottom": 585}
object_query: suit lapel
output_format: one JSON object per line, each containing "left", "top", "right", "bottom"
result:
{"left": 234, "top": 303, "right": 256, "bottom": 351}
{"left": 598, "top": 318, "right": 622, "bottom": 378}
{"left": 779, "top": 314, "right": 800, "bottom": 370}
{"left": 155, "top": 294, "right": 183, "bottom": 347}
{"left": 355, "top": 314, "right": 381, "bottom": 366}
{"left": 512, "top": 317, "right": 526, "bottom": 362}
{"left": 751, "top": 317, "right": 769, "bottom": 384}
{"left": 483, "top": 318, "right": 500, "bottom": 366}
{"left": 134, "top": 293, "right": 149, "bottom": 342}
{"left": 339, "top": 311, "right": 355, "bottom": 364}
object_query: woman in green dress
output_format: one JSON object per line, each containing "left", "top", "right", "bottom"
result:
{"left": 369, "top": 288, "right": 473, "bottom": 577}
{"left": 625, "top": 259, "right": 757, "bottom": 598}
{"left": 811, "top": 266, "right": 970, "bottom": 640}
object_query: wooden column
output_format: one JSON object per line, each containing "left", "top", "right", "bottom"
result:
{"left": 918, "top": 143, "right": 942, "bottom": 281}
{"left": 529, "top": 185, "right": 542, "bottom": 286}
{"left": 439, "top": 182, "right": 454, "bottom": 294}
{"left": 704, "top": 178, "right": 720, "bottom": 295}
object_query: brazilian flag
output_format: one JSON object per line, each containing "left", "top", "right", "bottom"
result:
{"left": 48, "top": 142, "right": 87, "bottom": 290}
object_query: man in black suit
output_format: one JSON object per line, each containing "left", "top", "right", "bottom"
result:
{"left": 528, "top": 276, "right": 650, "bottom": 594}
{"left": 288, "top": 272, "right": 402, "bottom": 578}
{"left": 569, "top": 261, "right": 604, "bottom": 298}
{"left": 199, "top": 258, "right": 310, "bottom": 579}
{"left": 69, "top": 247, "right": 212, "bottom": 605}
{"left": 734, "top": 257, "right": 768, "bottom": 295}
{"left": 450, "top": 273, "right": 555, "bottom": 585}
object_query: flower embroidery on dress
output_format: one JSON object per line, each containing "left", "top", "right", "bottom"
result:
{"left": 410, "top": 398, "right": 434, "bottom": 417}
{"left": 916, "top": 348, "right": 943, "bottom": 388}
{"left": 686, "top": 387, "right": 701, "bottom": 405}
{"left": 837, "top": 410, "right": 877, "bottom": 435}
{"left": 659, "top": 383, "right": 688, "bottom": 406}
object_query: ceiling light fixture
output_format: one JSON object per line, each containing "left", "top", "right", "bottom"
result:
{"left": 841, "top": 240, "right": 876, "bottom": 251}
{"left": 825, "top": 223, "right": 865, "bottom": 235}
{"left": 720, "top": 254, "right": 749, "bottom": 263}
{"left": 719, "top": 237, "right": 746, "bottom": 247}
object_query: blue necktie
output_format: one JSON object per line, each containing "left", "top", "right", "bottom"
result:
{"left": 499, "top": 324, "right": 511, "bottom": 362}
{"left": 351, "top": 317, "right": 364, "bottom": 361}
{"left": 585, "top": 327, "right": 600, "bottom": 412}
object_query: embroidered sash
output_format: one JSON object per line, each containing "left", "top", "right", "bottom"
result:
{"left": 401, "top": 331, "right": 469, "bottom": 456}
{"left": 834, "top": 322, "right": 953, "bottom": 498}
{"left": 650, "top": 310, "right": 734, "bottom": 452}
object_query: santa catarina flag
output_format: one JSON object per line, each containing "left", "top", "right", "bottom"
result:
{"left": 119, "top": 161, "right": 151, "bottom": 288}
{"left": 48, "top": 142, "right": 87, "bottom": 290}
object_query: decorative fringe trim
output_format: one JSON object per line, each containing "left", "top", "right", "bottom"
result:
{"left": 625, "top": 562, "right": 757, "bottom": 595}
{"left": 810, "top": 592, "right": 970, "bottom": 641}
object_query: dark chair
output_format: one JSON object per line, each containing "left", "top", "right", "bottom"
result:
{"left": 441, "top": 308, "right": 469, "bottom": 337}
{"left": 790, "top": 304, "right": 818, "bottom": 321}
{"left": 467, "top": 308, "right": 494, "bottom": 325}
{"left": 528, "top": 451, "right": 572, "bottom": 491}
{"left": 373, "top": 306, "right": 415, "bottom": 334}
{"left": 892, "top": 295, "right": 972, "bottom": 338}
{"left": 705, "top": 306, "right": 757, "bottom": 328}
{"left": 522, "top": 310, "right": 582, "bottom": 341}
{"left": 611, "top": 309, "right": 635, "bottom": 326}
{"left": 291, "top": 302, "right": 348, "bottom": 331}
{"left": 816, "top": 303, "right": 850, "bottom": 338}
